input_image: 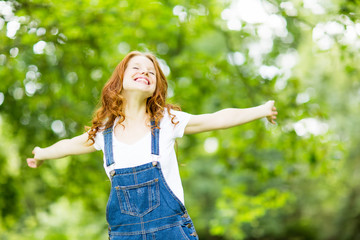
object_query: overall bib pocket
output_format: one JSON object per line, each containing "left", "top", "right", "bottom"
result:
{"left": 115, "top": 178, "right": 160, "bottom": 217}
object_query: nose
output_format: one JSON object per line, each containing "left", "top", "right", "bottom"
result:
{"left": 141, "top": 69, "right": 149, "bottom": 75}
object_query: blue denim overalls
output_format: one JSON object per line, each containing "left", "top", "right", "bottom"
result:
{"left": 103, "top": 121, "right": 199, "bottom": 240}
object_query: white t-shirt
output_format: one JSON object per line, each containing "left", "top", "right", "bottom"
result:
{"left": 93, "top": 109, "right": 192, "bottom": 205}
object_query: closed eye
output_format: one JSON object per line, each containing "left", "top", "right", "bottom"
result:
{"left": 149, "top": 71, "right": 155, "bottom": 75}
{"left": 133, "top": 67, "right": 139, "bottom": 70}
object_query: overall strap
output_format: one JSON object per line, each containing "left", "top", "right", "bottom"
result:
{"left": 103, "top": 127, "right": 115, "bottom": 167}
{"left": 103, "top": 120, "right": 160, "bottom": 168}
{"left": 151, "top": 120, "right": 160, "bottom": 156}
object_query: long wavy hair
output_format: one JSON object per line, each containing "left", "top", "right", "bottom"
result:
{"left": 87, "top": 51, "right": 180, "bottom": 144}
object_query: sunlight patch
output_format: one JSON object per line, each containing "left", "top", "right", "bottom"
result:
{"left": 293, "top": 118, "right": 328, "bottom": 137}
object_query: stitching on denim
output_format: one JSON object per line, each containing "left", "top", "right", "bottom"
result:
{"left": 133, "top": 168, "right": 138, "bottom": 185}
{"left": 109, "top": 212, "right": 183, "bottom": 227}
{"left": 114, "top": 179, "right": 160, "bottom": 218}
{"left": 155, "top": 178, "right": 160, "bottom": 213}
{"left": 109, "top": 222, "right": 183, "bottom": 236}
{"left": 150, "top": 120, "right": 160, "bottom": 156}
{"left": 140, "top": 216, "right": 145, "bottom": 236}
{"left": 157, "top": 165, "right": 186, "bottom": 211}
{"left": 106, "top": 187, "right": 113, "bottom": 224}
{"left": 103, "top": 127, "right": 115, "bottom": 167}
{"left": 178, "top": 225, "right": 191, "bottom": 240}
{"left": 157, "top": 128, "right": 160, "bottom": 155}
{"left": 116, "top": 178, "right": 158, "bottom": 190}
{"left": 151, "top": 130, "right": 154, "bottom": 155}
{"left": 155, "top": 127, "right": 159, "bottom": 155}
{"left": 104, "top": 128, "right": 112, "bottom": 134}
{"left": 151, "top": 120, "right": 155, "bottom": 155}
{"left": 151, "top": 121, "right": 154, "bottom": 154}
{"left": 148, "top": 182, "right": 152, "bottom": 211}
{"left": 113, "top": 166, "right": 156, "bottom": 176}
{"left": 123, "top": 188, "right": 133, "bottom": 214}
{"left": 115, "top": 187, "right": 125, "bottom": 215}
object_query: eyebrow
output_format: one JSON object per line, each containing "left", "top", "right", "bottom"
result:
{"left": 132, "top": 62, "right": 155, "bottom": 70}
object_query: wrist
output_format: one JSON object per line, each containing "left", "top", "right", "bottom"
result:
{"left": 35, "top": 147, "right": 47, "bottom": 161}
{"left": 259, "top": 104, "right": 269, "bottom": 118}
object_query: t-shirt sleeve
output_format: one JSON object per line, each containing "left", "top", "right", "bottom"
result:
{"left": 169, "top": 109, "right": 192, "bottom": 139}
{"left": 92, "top": 130, "right": 104, "bottom": 151}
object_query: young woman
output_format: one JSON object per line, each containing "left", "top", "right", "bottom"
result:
{"left": 27, "top": 51, "right": 278, "bottom": 239}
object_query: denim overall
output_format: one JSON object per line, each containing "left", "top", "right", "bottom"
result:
{"left": 103, "top": 121, "right": 199, "bottom": 240}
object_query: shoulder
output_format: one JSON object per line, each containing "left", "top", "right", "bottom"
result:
{"left": 161, "top": 108, "right": 192, "bottom": 138}
{"left": 163, "top": 108, "right": 191, "bottom": 123}
{"left": 97, "top": 117, "right": 119, "bottom": 134}
{"left": 94, "top": 126, "right": 106, "bottom": 136}
{"left": 92, "top": 123, "right": 110, "bottom": 141}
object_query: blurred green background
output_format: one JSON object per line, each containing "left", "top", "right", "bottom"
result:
{"left": 1, "top": 0, "right": 360, "bottom": 239}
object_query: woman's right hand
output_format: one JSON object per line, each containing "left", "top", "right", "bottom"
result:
{"left": 27, "top": 146, "right": 45, "bottom": 168}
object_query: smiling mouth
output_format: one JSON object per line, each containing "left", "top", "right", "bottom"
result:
{"left": 134, "top": 77, "right": 150, "bottom": 85}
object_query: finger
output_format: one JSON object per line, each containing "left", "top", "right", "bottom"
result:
{"left": 27, "top": 158, "right": 35, "bottom": 168}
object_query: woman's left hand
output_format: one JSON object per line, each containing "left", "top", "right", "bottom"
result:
{"left": 264, "top": 100, "right": 278, "bottom": 124}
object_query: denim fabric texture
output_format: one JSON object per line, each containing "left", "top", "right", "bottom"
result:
{"left": 103, "top": 121, "right": 199, "bottom": 240}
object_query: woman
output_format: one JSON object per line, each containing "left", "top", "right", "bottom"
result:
{"left": 27, "top": 51, "right": 278, "bottom": 239}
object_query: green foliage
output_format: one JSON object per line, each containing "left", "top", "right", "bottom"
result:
{"left": 1, "top": 0, "right": 360, "bottom": 239}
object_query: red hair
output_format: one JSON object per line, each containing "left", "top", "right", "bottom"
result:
{"left": 87, "top": 51, "right": 180, "bottom": 144}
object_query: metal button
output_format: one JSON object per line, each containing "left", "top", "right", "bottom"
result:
{"left": 182, "top": 213, "right": 188, "bottom": 218}
{"left": 110, "top": 170, "right": 116, "bottom": 177}
{"left": 152, "top": 161, "right": 158, "bottom": 166}
{"left": 190, "top": 232, "right": 197, "bottom": 237}
{"left": 186, "top": 223, "right": 192, "bottom": 228}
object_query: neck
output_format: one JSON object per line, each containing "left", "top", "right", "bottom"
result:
{"left": 123, "top": 94, "right": 149, "bottom": 124}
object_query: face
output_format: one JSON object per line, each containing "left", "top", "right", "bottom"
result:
{"left": 122, "top": 55, "right": 157, "bottom": 99}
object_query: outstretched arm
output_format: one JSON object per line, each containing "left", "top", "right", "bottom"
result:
{"left": 27, "top": 132, "right": 97, "bottom": 168}
{"left": 184, "top": 100, "right": 277, "bottom": 135}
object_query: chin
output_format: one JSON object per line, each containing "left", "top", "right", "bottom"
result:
{"left": 122, "top": 87, "right": 155, "bottom": 98}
